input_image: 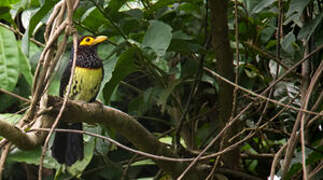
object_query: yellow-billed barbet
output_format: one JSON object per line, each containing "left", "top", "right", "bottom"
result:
{"left": 51, "top": 35, "right": 107, "bottom": 166}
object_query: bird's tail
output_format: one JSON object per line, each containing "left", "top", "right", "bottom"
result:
{"left": 51, "top": 122, "right": 84, "bottom": 166}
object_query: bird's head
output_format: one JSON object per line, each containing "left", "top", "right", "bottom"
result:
{"left": 79, "top": 35, "right": 108, "bottom": 47}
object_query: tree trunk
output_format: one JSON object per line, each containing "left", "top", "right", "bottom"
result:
{"left": 209, "top": 0, "right": 240, "bottom": 170}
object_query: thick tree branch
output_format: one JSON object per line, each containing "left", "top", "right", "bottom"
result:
{"left": 45, "top": 96, "right": 205, "bottom": 179}
{"left": 0, "top": 115, "right": 50, "bottom": 150}
{"left": 209, "top": 0, "right": 239, "bottom": 171}
{"left": 0, "top": 96, "right": 205, "bottom": 179}
{"left": 47, "top": 96, "right": 206, "bottom": 179}
{"left": 0, "top": 95, "right": 206, "bottom": 179}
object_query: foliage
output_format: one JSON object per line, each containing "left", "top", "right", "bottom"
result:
{"left": 0, "top": 0, "right": 322, "bottom": 179}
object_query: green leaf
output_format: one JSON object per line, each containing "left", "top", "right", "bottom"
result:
{"left": 107, "top": 0, "right": 127, "bottom": 13}
{"left": 103, "top": 48, "right": 137, "bottom": 103}
{"left": 0, "top": 9, "right": 15, "bottom": 25}
{"left": 67, "top": 134, "right": 96, "bottom": 178}
{"left": 298, "top": 12, "right": 323, "bottom": 41}
{"left": 22, "top": 0, "right": 57, "bottom": 56}
{"left": 0, "top": 26, "right": 20, "bottom": 91}
{"left": 281, "top": 31, "right": 296, "bottom": 56}
{"left": 95, "top": 131, "right": 110, "bottom": 155}
{"left": 13, "top": 0, "right": 40, "bottom": 10}
{"left": 158, "top": 136, "right": 172, "bottom": 145}
{"left": 168, "top": 39, "right": 201, "bottom": 54}
{"left": 146, "top": 0, "right": 176, "bottom": 14}
{"left": 7, "top": 147, "right": 59, "bottom": 169}
{"left": 137, "top": 178, "right": 154, "bottom": 180}
{"left": 157, "top": 80, "right": 181, "bottom": 113}
{"left": 286, "top": 0, "right": 311, "bottom": 18}
{"left": 28, "top": 0, "right": 58, "bottom": 37}
{"left": 260, "top": 26, "right": 275, "bottom": 43}
{"left": 0, "top": 0, "right": 20, "bottom": 7}
{"left": 142, "top": 20, "right": 172, "bottom": 57}
{"left": 81, "top": 7, "right": 108, "bottom": 32}
{"left": 0, "top": 113, "right": 22, "bottom": 124}
{"left": 98, "top": 54, "right": 118, "bottom": 101}
{"left": 130, "top": 159, "right": 155, "bottom": 166}
{"left": 159, "top": 136, "right": 186, "bottom": 148}
{"left": 172, "top": 31, "right": 193, "bottom": 40}
{"left": 17, "top": 45, "right": 33, "bottom": 85}
{"left": 251, "top": 0, "right": 275, "bottom": 14}
{"left": 128, "top": 94, "right": 145, "bottom": 115}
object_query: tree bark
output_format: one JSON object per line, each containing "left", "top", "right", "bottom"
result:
{"left": 209, "top": 0, "right": 240, "bottom": 170}
{"left": 0, "top": 96, "right": 207, "bottom": 179}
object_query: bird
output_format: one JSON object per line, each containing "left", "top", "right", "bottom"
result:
{"left": 51, "top": 35, "right": 107, "bottom": 166}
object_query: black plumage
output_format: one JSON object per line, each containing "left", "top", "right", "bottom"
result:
{"left": 51, "top": 35, "right": 106, "bottom": 166}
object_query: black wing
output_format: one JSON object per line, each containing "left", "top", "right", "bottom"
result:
{"left": 59, "top": 61, "right": 72, "bottom": 97}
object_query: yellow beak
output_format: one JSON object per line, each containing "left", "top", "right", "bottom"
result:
{"left": 92, "top": 35, "right": 108, "bottom": 45}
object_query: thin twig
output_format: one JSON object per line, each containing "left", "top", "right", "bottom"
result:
{"left": 38, "top": 0, "right": 79, "bottom": 179}
{"left": 181, "top": 43, "right": 323, "bottom": 179}
{"left": 308, "top": 161, "right": 323, "bottom": 179}
{"left": 121, "top": 154, "right": 138, "bottom": 180}
{"left": 205, "top": 141, "right": 223, "bottom": 180}
{"left": 300, "top": 55, "right": 323, "bottom": 180}
{"left": 0, "top": 88, "right": 30, "bottom": 102}
{"left": 270, "top": 143, "right": 287, "bottom": 180}
{"left": 37, "top": 32, "right": 72, "bottom": 180}
{"left": 244, "top": 41, "right": 289, "bottom": 70}
{"left": 231, "top": 0, "right": 240, "bottom": 119}
{"left": 89, "top": 0, "right": 129, "bottom": 42}
{"left": 282, "top": 50, "right": 323, "bottom": 178}
{"left": 216, "top": 168, "right": 263, "bottom": 180}
{"left": 0, "top": 22, "right": 45, "bottom": 47}
{"left": 32, "top": 128, "right": 193, "bottom": 162}
{"left": 44, "top": 1, "right": 64, "bottom": 42}
{"left": 176, "top": 104, "right": 247, "bottom": 179}
{"left": 204, "top": 68, "right": 320, "bottom": 115}
{"left": 30, "top": 127, "right": 263, "bottom": 163}
{"left": 28, "top": 20, "right": 68, "bottom": 123}
{"left": 0, "top": 143, "right": 12, "bottom": 180}
{"left": 230, "top": 93, "right": 299, "bottom": 143}
{"left": 174, "top": 0, "right": 208, "bottom": 151}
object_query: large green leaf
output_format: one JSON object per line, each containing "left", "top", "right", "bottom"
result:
{"left": 146, "top": 0, "right": 177, "bottom": 14}
{"left": 0, "top": 113, "right": 21, "bottom": 124}
{"left": 251, "top": 0, "right": 275, "bottom": 14}
{"left": 286, "top": 0, "right": 310, "bottom": 18}
{"left": 0, "top": 0, "right": 20, "bottom": 7}
{"left": 17, "top": 45, "right": 33, "bottom": 85}
{"left": 28, "top": 0, "right": 58, "bottom": 37}
{"left": 103, "top": 48, "right": 137, "bottom": 103}
{"left": 81, "top": 7, "right": 108, "bottom": 32}
{"left": 157, "top": 80, "right": 181, "bottom": 113}
{"left": 0, "top": 9, "right": 15, "bottom": 26}
{"left": 107, "top": 0, "right": 127, "bottom": 13}
{"left": 281, "top": 31, "right": 296, "bottom": 56}
{"left": 22, "top": 0, "right": 58, "bottom": 56}
{"left": 0, "top": 26, "right": 20, "bottom": 91}
{"left": 7, "top": 147, "right": 59, "bottom": 169}
{"left": 298, "top": 12, "right": 323, "bottom": 41}
{"left": 142, "top": 20, "right": 172, "bottom": 57}
{"left": 98, "top": 53, "right": 118, "bottom": 101}
{"left": 67, "top": 135, "right": 96, "bottom": 178}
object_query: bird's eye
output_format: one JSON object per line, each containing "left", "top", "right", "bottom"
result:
{"left": 85, "top": 38, "right": 90, "bottom": 42}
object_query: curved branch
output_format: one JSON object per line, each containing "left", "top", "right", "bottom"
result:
{"left": 45, "top": 96, "right": 205, "bottom": 179}
{"left": 0, "top": 95, "right": 206, "bottom": 179}
{"left": 0, "top": 116, "right": 47, "bottom": 150}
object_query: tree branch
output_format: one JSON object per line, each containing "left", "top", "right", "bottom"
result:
{"left": 0, "top": 95, "right": 205, "bottom": 179}
{"left": 0, "top": 115, "right": 49, "bottom": 150}
{"left": 45, "top": 96, "right": 206, "bottom": 179}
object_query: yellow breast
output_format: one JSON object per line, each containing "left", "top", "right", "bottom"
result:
{"left": 67, "top": 66, "right": 103, "bottom": 102}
